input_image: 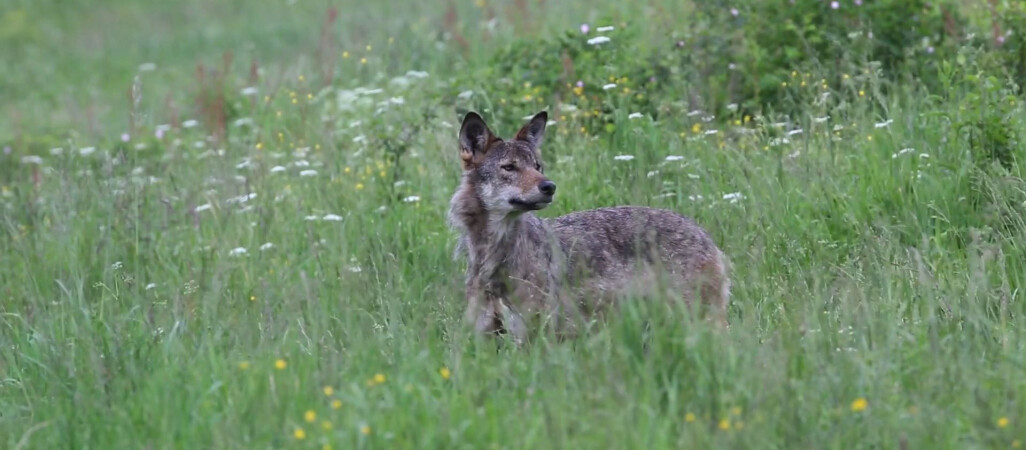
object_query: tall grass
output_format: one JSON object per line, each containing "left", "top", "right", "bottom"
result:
{"left": 1, "top": 0, "right": 1024, "bottom": 448}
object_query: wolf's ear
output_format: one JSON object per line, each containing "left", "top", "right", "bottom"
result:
{"left": 459, "top": 112, "right": 499, "bottom": 167}
{"left": 514, "top": 111, "right": 547, "bottom": 150}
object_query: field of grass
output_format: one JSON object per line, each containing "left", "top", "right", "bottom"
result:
{"left": 2, "top": 0, "right": 1025, "bottom": 448}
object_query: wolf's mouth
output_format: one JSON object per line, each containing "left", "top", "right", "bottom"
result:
{"left": 509, "top": 198, "right": 551, "bottom": 211}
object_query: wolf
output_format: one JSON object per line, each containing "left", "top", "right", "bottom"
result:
{"left": 447, "top": 110, "right": 731, "bottom": 344}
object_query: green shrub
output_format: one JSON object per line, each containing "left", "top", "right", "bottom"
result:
{"left": 686, "top": 0, "right": 963, "bottom": 116}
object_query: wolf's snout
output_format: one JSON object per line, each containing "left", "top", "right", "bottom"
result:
{"left": 538, "top": 180, "right": 556, "bottom": 196}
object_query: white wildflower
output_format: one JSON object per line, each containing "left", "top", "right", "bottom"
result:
{"left": 233, "top": 117, "right": 253, "bottom": 127}
{"left": 138, "top": 62, "right": 157, "bottom": 72}
{"left": 111, "top": 261, "right": 123, "bottom": 270}
{"left": 919, "top": 153, "right": 930, "bottom": 159}
{"left": 457, "top": 90, "right": 474, "bottom": 100}
{"left": 406, "top": 70, "right": 429, "bottom": 78}
{"left": 195, "top": 203, "right": 213, "bottom": 212}
{"left": 722, "top": 192, "right": 745, "bottom": 203}
{"left": 787, "top": 129, "right": 804, "bottom": 136}
{"left": 299, "top": 169, "right": 318, "bottom": 177}
{"left": 613, "top": 155, "right": 635, "bottom": 161}
{"left": 596, "top": 26, "right": 615, "bottom": 32}
{"left": 228, "top": 247, "right": 248, "bottom": 257}
{"left": 240, "top": 86, "right": 259, "bottom": 96}
{"left": 79, "top": 147, "right": 96, "bottom": 156}
{"left": 227, "top": 192, "right": 257, "bottom": 204}
{"left": 305, "top": 215, "right": 319, "bottom": 221}
{"left": 293, "top": 160, "right": 310, "bottom": 167}
{"left": 323, "top": 214, "right": 343, "bottom": 221}
{"left": 270, "top": 165, "right": 287, "bottom": 173}
{"left": 259, "top": 242, "right": 275, "bottom": 251}
{"left": 403, "top": 196, "right": 421, "bottom": 203}
{"left": 687, "top": 173, "right": 700, "bottom": 179}
{"left": 875, "top": 119, "right": 893, "bottom": 128}
{"left": 602, "top": 83, "right": 617, "bottom": 90}
{"left": 587, "top": 36, "right": 611, "bottom": 45}
{"left": 628, "top": 112, "right": 643, "bottom": 119}
{"left": 21, "top": 155, "right": 44, "bottom": 165}
{"left": 145, "top": 283, "right": 157, "bottom": 290}
{"left": 704, "top": 129, "right": 719, "bottom": 135}
{"left": 665, "top": 155, "right": 685, "bottom": 162}
{"left": 726, "top": 103, "right": 738, "bottom": 111}
{"left": 891, "top": 148, "right": 915, "bottom": 159}
{"left": 647, "top": 170, "right": 659, "bottom": 177}
{"left": 688, "top": 195, "right": 704, "bottom": 202}
{"left": 813, "top": 116, "right": 830, "bottom": 123}
{"left": 182, "top": 120, "right": 198, "bottom": 128}
{"left": 50, "top": 147, "right": 63, "bottom": 155}
{"left": 235, "top": 158, "right": 252, "bottom": 169}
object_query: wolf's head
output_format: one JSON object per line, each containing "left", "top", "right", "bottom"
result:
{"left": 456, "top": 111, "right": 554, "bottom": 216}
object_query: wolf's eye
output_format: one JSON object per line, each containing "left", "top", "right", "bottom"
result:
{"left": 535, "top": 163, "right": 542, "bottom": 171}
{"left": 501, "top": 163, "right": 516, "bottom": 172}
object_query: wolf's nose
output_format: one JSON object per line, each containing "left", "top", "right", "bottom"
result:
{"left": 539, "top": 180, "right": 556, "bottom": 196}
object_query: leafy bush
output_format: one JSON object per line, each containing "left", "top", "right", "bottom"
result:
{"left": 684, "top": 0, "right": 963, "bottom": 116}
{"left": 482, "top": 20, "right": 672, "bottom": 136}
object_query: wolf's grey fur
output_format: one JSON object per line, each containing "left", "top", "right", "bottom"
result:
{"left": 448, "top": 111, "right": 730, "bottom": 343}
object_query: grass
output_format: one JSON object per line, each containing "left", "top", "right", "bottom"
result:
{"left": 2, "top": 0, "right": 1025, "bottom": 448}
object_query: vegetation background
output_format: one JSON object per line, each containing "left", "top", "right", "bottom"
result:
{"left": 2, "top": 0, "right": 1025, "bottom": 448}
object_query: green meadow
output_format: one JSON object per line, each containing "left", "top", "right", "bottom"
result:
{"left": 1, "top": 0, "right": 1024, "bottom": 448}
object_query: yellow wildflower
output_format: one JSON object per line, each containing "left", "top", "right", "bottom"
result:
{"left": 685, "top": 413, "right": 696, "bottom": 423}
{"left": 275, "top": 359, "right": 286, "bottom": 370}
{"left": 851, "top": 397, "right": 868, "bottom": 412}
{"left": 361, "top": 425, "right": 371, "bottom": 435}
{"left": 304, "top": 410, "right": 316, "bottom": 423}
{"left": 238, "top": 361, "right": 250, "bottom": 370}
{"left": 323, "top": 386, "right": 334, "bottom": 396}
{"left": 440, "top": 367, "right": 451, "bottom": 380}
{"left": 331, "top": 400, "right": 342, "bottom": 409}
{"left": 293, "top": 427, "right": 306, "bottom": 440}
{"left": 997, "top": 417, "right": 1009, "bottom": 428}
{"left": 718, "top": 419, "right": 731, "bottom": 430}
